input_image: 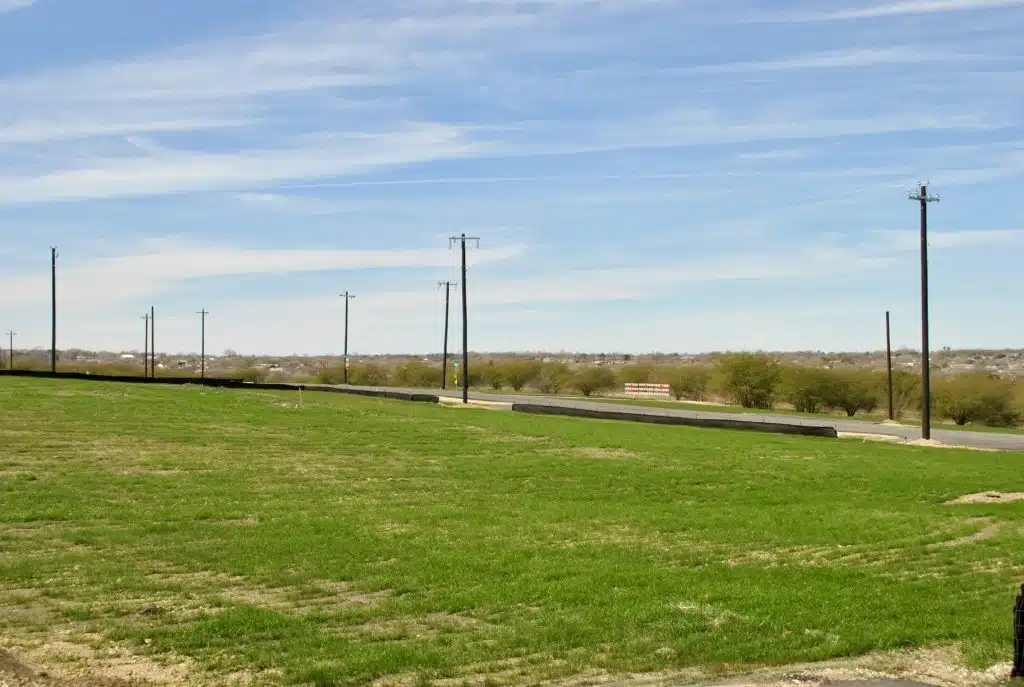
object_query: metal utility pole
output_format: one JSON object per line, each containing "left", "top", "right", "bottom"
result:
{"left": 6, "top": 331, "right": 15, "bottom": 370}
{"left": 909, "top": 183, "right": 939, "bottom": 440}
{"left": 150, "top": 306, "right": 156, "bottom": 378}
{"left": 50, "top": 246, "right": 57, "bottom": 373}
{"left": 449, "top": 234, "right": 479, "bottom": 405}
{"left": 142, "top": 313, "right": 151, "bottom": 377}
{"left": 340, "top": 292, "right": 356, "bottom": 385}
{"left": 885, "top": 311, "right": 894, "bottom": 422}
{"left": 438, "top": 281, "right": 457, "bottom": 390}
{"left": 198, "top": 310, "right": 209, "bottom": 379}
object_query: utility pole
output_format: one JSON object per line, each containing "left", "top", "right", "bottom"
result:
{"left": 449, "top": 234, "right": 479, "bottom": 405}
{"left": 198, "top": 310, "right": 209, "bottom": 379}
{"left": 909, "top": 183, "right": 939, "bottom": 440}
{"left": 340, "top": 292, "right": 356, "bottom": 385}
{"left": 5, "top": 331, "right": 14, "bottom": 370}
{"left": 142, "top": 313, "right": 150, "bottom": 377}
{"left": 50, "top": 246, "right": 57, "bottom": 373}
{"left": 885, "top": 311, "right": 894, "bottom": 422}
{"left": 438, "top": 281, "right": 457, "bottom": 390}
{"left": 150, "top": 306, "right": 156, "bottom": 378}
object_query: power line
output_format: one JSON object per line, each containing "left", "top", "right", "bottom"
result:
{"left": 340, "top": 292, "right": 356, "bottom": 385}
{"left": 448, "top": 234, "right": 480, "bottom": 405}
{"left": 438, "top": 281, "right": 458, "bottom": 390}
{"left": 909, "top": 182, "right": 940, "bottom": 441}
{"left": 198, "top": 310, "right": 209, "bottom": 380}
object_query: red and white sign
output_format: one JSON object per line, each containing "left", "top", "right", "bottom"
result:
{"left": 624, "top": 383, "right": 671, "bottom": 399}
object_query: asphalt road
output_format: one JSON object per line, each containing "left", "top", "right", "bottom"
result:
{"left": 360, "top": 386, "right": 1024, "bottom": 452}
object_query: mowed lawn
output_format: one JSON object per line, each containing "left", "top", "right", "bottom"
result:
{"left": 2, "top": 378, "right": 1024, "bottom": 686}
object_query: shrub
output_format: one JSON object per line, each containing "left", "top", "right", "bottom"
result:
{"left": 825, "top": 370, "right": 880, "bottom": 417}
{"left": 482, "top": 361, "right": 506, "bottom": 390}
{"left": 782, "top": 367, "right": 834, "bottom": 414}
{"left": 392, "top": 361, "right": 443, "bottom": 388}
{"left": 888, "top": 370, "right": 921, "bottom": 419}
{"left": 315, "top": 366, "right": 345, "bottom": 385}
{"left": 231, "top": 367, "right": 268, "bottom": 383}
{"left": 573, "top": 366, "right": 617, "bottom": 397}
{"left": 349, "top": 363, "right": 390, "bottom": 387}
{"left": 715, "top": 353, "right": 781, "bottom": 409}
{"left": 934, "top": 374, "right": 1021, "bottom": 427}
{"left": 666, "top": 366, "right": 711, "bottom": 401}
{"left": 618, "top": 364, "right": 655, "bottom": 385}
{"left": 503, "top": 361, "right": 541, "bottom": 391}
{"left": 535, "top": 363, "right": 571, "bottom": 395}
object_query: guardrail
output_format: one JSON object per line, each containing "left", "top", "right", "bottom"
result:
{"left": 511, "top": 402, "right": 838, "bottom": 438}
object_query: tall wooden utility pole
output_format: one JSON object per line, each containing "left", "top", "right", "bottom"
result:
{"left": 438, "top": 281, "right": 457, "bottom": 390}
{"left": 909, "top": 183, "right": 939, "bottom": 440}
{"left": 50, "top": 247, "right": 57, "bottom": 373}
{"left": 198, "top": 310, "right": 209, "bottom": 379}
{"left": 340, "top": 292, "right": 356, "bottom": 385}
{"left": 142, "top": 313, "right": 150, "bottom": 377}
{"left": 449, "top": 234, "right": 479, "bottom": 405}
{"left": 885, "top": 310, "right": 894, "bottom": 422}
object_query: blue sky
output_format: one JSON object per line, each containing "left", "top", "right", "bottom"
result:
{"left": 0, "top": 0, "right": 1022, "bottom": 356}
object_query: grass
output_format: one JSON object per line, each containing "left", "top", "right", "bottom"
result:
{"left": 2, "top": 377, "right": 1024, "bottom": 686}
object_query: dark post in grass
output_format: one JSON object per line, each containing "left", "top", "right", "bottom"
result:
{"left": 50, "top": 246, "right": 58, "bottom": 373}
{"left": 449, "top": 234, "right": 479, "bottom": 405}
{"left": 340, "top": 292, "right": 355, "bottom": 385}
{"left": 909, "top": 183, "right": 939, "bottom": 440}
{"left": 198, "top": 309, "right": 209, "bottom": 380}
{"left": 438, "top": 281, "right": 457, "bottom": 390}
{"left": 885, "top": 310, "right": 894, "bottom": 421}
{"left": 142, "top": 313, "right": 150, "bottom": 377}
{"left": 1013, "top": 584, "right": 1024, "bottom": 678}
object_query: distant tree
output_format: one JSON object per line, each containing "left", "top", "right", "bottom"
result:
{"left": 349, "top": 363, "right": 390, "bottom": 387}
{"left": 536, "top": 363, "right": 571, "bottom": 395}
{"left": 618, "top": 364, "right": 655, "bottom": 385}
{"left": 782, "top": 367, "right": 834, "bottom": 414}
{"left": 666, "top": 366, "right": 711, "bottom": 401}
{"left": 392, "top": 361, "right": 443, "bottom": 388}
{"left": 573, "top": 367, "right": 617, "bottom": 397}
{"left": 482, "top": 361, "right": 506, "bottom": 390}
{"left": 503, "top": 361, "right": 541, "bottom": 391}
{"left": 889, "top": 370, "right": 921, "bottom": 418}
{"left": 824, "top": 370, "right": 880, "bottom": 417}
{"left": 934, "top": 373, "right": 1021, "bottom": 427}
{"left": 715, "top": 354, "right": 781, "bottom": 409}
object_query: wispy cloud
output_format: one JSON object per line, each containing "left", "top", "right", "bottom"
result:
{"left": 0, "top": 123, "right": 485, "bottom": 204}
{"left": 790, "top": 0, "right": 1024, "bottom": 21}
{"left": 0, "top": 0, "right": 33, "bottom": 14}
{"left": 684, "top": 47, "right": 971, "bottom": 73}
{"left": 0, "top": 239, "right": 527, "bottom": 309}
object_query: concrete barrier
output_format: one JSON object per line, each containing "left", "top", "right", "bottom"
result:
{"left": 0, "top": 370, "right": 438, "bottom": 404}
{"left": 511, "top": 402, "right": 838, "bottom": 438}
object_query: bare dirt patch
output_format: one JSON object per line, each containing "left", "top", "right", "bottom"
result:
{"left": 945, "top": 491, "right": 1024, "bottom": 505}
{"left": 148, "top": 570, "right": 391, "bottom": 615}
{"left": 929, "top": 518, "right": 1001, "bottom": 548}
{"left": 570, "top": 447, "right": 643, "bottom": 460}
{"left": 354, "top": 612, "right": 493, "bottom": 641}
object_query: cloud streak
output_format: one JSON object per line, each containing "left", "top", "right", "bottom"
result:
{"left": 0, "top": 240, "right": 528, "bottom": 309}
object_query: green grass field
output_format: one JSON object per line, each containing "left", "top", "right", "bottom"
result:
{"left": 2, "top": 377, "right": 1024, "bottom": 686}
